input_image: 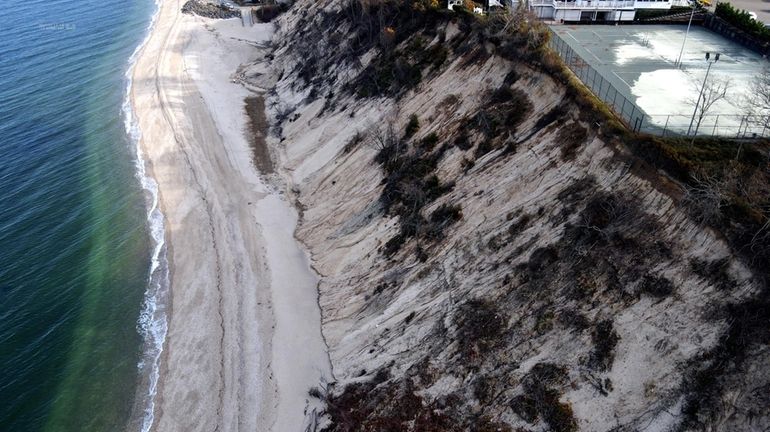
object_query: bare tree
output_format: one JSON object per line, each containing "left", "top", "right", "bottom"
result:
{"left": 487, "top": 2, "right": 524, "bottom": 34}
{"left": 368, "top": 122, "right": 399, "bottom": 152}
{"left": 742, "top": 67, "right": 770, "bottom": 133}
{"left": 688, "top": 77, "right": 731, "bottom": 140}
{"left": 368, "top": 122, "right": 408, "bottom": 169}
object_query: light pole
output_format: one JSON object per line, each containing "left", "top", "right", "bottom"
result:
{"left": 688, "top": 51, "right": 720, "bottom": 136}
{"left": 675, "top": 2, "right": 697, "bottom": 68}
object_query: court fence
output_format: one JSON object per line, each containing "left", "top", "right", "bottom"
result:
{"left": 547, "top": 29, "right": 770, "bottom": 139}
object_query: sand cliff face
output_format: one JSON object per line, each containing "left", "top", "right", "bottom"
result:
{"left": 245, "top": 1, "right": 770, "bottom": 430}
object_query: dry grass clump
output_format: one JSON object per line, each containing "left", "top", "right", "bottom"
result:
{"left": 372, "top": 124, "right": 461, "bottom": 256}
{"left": 588, "top": 319, "right": 620, "bottom": 371}
{"left": 511, "top": 363, "right": 578, "bottom": 431}
{"left": 472, "top": 86, "right": 533, "bottom": 157}
{"left": 455, "top": 299, "right": 508, "bottom": 360}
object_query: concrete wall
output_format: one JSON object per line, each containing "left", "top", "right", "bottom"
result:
{"left": 615, "top": 9, "right": 636, "bottom": 20}
{"left": 533, "top": 5, "right": 555, "bottom": 18}
{"left": 555, "top": 9, "right": 582, "bottom": 21}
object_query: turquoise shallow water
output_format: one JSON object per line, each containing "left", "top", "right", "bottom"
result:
{"left": 0, "top": 0, "right": 160, "bottom": 430}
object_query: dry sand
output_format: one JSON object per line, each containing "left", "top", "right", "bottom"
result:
{"left": 130, "top": 1, "right": 331, "bottom": 430}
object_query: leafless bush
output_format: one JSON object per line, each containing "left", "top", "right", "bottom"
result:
{"left": 639, "top": 275, "right": 674, "bottom": 297}
{"left": 682, "top": 173, "right": 727, "bottom": 225}
{"left": 519, "top": 363, "right": 578, "bottom": 431}
{"left": 557, "top": 122, "right": 588, "bottom": 161}
{"left": 369, "top": 123, "right": 403, "bottom": 164}
{"left": 741, "top": 67, "right": 770, "bottom": 130}
{"left": 455, "top": 299, "right": 508, "bottom": 359}
{"left": 271, "top": 103, "right": 296, "bottom": 137}
{"left": 589, "top": 319, "right": 620, "bottom": 371}
{"left": 573, "top": 192, "right": 635, "bottom": 240}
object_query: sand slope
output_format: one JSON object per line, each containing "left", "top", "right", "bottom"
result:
{"left": 130, "top": 1, "right": 331, "bottom": 430}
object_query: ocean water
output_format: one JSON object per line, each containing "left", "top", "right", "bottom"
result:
{"left": 0, "top": 0, "right": 164, "bottom": 431}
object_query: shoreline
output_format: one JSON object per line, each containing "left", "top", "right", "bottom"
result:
{"left": 121, "top": 1, "right": 169, "bottom": 430}
{"left": 130, "top": 1, "right": 331, "bottom": 430}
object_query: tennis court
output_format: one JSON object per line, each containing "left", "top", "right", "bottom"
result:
{"left": 550, "top": 24, "right": 768, "bottom": 136}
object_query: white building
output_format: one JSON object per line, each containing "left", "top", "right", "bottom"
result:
{"left": 530, "top": 0, "right": 673, "bottom": 21}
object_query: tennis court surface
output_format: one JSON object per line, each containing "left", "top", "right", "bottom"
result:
{"left": 550, "top": 24, "right": 768, "bottom": 135}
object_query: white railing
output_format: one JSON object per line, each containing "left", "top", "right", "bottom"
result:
{"left": 632, "top": 1, "right": 673, "bottom": 9}
{"left": 531, "top": 0, "right": 636, "bottom": 8}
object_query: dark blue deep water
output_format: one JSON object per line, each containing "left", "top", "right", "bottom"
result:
{"left": 0, "top": 0, "right": 159, "bottom": 430}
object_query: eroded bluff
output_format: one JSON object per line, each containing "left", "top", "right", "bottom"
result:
{"left": 245, "top": 0, "right": 770, "bottom": 430}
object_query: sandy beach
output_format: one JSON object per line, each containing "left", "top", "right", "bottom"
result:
{"left": 130, "top": 1, "right": 331, "bottom": 431}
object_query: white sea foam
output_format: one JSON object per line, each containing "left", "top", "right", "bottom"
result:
{"left": 121, "top": 1, "right": 168, "bottom": 431}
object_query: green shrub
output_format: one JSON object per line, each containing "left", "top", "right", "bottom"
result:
{"left": 715, "top": 2, "right": 770, "bottom": 43}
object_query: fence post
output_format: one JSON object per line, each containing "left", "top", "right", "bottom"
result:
{"left": 712, "top": 115, "right": 719, "bottom": 136}
{"left": 741, "top": 115, "right": 746, "bottom": 138}
{"left": 621, "top": 98, "right": 627, "bottom": 121}
{"left": 599, "top": 75, "right": 609, "bottom": 102}
{"left": 662, "top": 115, "right": 669, "bottom": 137}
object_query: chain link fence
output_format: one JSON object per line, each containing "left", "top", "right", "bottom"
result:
{"left": 645, "top": 114, "right": 770, "bottom": 138}
{"left": 548, "top": 29, "right": 770, "bottom": 139}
